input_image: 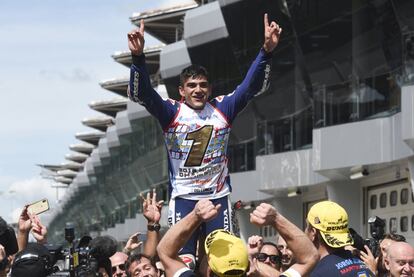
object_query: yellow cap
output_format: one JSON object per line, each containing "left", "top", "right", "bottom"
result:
{"left": 307, "top": 201, "right": 354, "bottom": 248}
{"left": 204, "top": 229, "right": 248, "bottom": 277}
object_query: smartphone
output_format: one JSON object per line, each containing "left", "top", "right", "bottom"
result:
{"left": 27, "top": 199, "right": 50, "bottom": 215}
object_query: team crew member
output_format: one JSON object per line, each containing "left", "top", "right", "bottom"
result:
{"left": 305, "top": 201, "right": 375, "bottom": 277}
{"left": 127, "top": 14, "right": 282, "bottom": 259}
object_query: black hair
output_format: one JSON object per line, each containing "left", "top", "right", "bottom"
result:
{"left": 262, "top": 241, "right": 279, "bottom": 252}
{"left": 179, "top": 64, "right": 209, "bottom": 86}
{"left": 262, "top": 241, "right": 277, "bottom": 249}
{"left": 382, "top": 233, "right": 406, "bottom": 242}
{"left": 125, "top": 253, "right": 157, "bottom": 277}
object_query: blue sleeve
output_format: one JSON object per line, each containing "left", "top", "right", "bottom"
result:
{"left": 212, "top": 48, "right": 272, "bottom": 123}
{"left": 128, "top": 54, "right": 178, "bottom": 129}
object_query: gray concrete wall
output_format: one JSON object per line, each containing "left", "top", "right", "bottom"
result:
{"left": 313, "top": 113, "right": 414, "bottom": 172}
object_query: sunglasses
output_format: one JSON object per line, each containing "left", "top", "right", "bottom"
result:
{"left": 112, "top": 263, "right": 126, "bottom": 273}
{"left": 256, "top": 253, "right": 280, "bottom": 264}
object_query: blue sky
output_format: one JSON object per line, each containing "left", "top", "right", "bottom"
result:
{"left": 0, "top": 0, "right": 192, "bottom": 223}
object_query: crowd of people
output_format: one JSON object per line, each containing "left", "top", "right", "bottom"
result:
{"left": 0, "top": 192, "right": 413, "bottom": 276}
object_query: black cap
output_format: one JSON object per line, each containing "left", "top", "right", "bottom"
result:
{"left": 11, "top": 243, "right": 52, "bottom": 277}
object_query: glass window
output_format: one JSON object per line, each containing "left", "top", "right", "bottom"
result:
{"left": 401, "top": 188, "right": 409, "bottom": 205}
{"left": 380, "top": 192, "right": 387, "bottom": 208}
{"left": 370, "top": 195, "right": 377, "bottom": 210}
{"left": 401, "top": 216, "right": 408, "bottom": 232}
{"left": 389, "top": 217, "right": 397, "bottom": 233}
{"left": 390, "top": 191, "right": 397, "bottom": 206}
{"left": 412, "top": 215, "right": 414, "bottom": 231}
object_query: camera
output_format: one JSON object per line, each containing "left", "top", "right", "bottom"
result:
{"left": 46, "top": 223, "right": 98, "bottom": 276}
{"left": 47, "top": 223, "right": 116, "bottom": 277}
{"left": 366, "top": 216, "right": 385, "bottom": 256}
{"left": 350, "top": 216, "right": 385, "bottom": 257}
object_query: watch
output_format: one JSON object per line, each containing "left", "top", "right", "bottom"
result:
{"left": 147, "top": 223, "right": 161, "bottom": 232}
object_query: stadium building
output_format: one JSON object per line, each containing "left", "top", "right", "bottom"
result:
{"left": 44, "top": 0, "right": 414, "bottom": 245}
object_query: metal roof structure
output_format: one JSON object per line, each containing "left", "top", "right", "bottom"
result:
{"left": 65, "top": 152, "right": 89, "bottom": 163}
{"left": 54, "top": 176, "right": 72, "bottom": 184}
{"left": 88, "top": 98, "right": 128, "bottom": 118}
{"left": 69, "top": 143, "right": 95, "bottom": 155}
{"left": 112, "top": 45, "right": 164, "bottom": 68}
{"left": 38, "top": 162, "right": 83, "bottom": 172}
{"left": 75, "top": 131, "right": 105, "bottom": 145}
{"left": 130, "top": 2, "right": 198, "bottom": 44}
{"left": 81, "top": 116, "right": 114, "bottom": 132}
{"left": 99, "top": 77, "right": 129, "bottom": 97}
{"left": 56, "top": 170, "right": 77, "bottom": 178}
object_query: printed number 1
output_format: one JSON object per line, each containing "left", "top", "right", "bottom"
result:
{"left": 184, "top": 125, "right": 213, "bottom": 167}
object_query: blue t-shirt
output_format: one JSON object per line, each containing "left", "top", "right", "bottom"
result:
{"left": 310, "top": 249, "right": 375, "bottom": 277}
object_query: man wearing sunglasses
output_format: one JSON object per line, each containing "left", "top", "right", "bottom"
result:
{"left": 110, "top": 252, "right": 128, "bottom": 277}
{"left": 257, "top": 242, "right": 281, "bottom": 269}
{"left": 247, "top": 235, "right": 281, "bottom": 271}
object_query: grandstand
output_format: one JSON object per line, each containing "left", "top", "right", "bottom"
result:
{"left": 44, "top": 0, "right": 414, "bottom": 245}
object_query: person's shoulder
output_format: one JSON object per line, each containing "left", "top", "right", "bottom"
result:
{"left": 211, "top": 92, "right": 236, "bottom": 103}
{"left": 311, "top": 250, "right": 374, "bottom": 277}
{"left": 309, "top": 254, "right": 341, "bottom": 277}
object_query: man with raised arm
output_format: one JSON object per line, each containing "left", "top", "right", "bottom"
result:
{"left": 127, "top": 13, "right": 282, "bottom": 261}
{"left": 305, "top": 201, "right": 375, "bottom": 277}
{"left": 249, "top": 203, "right": 319, "bottom": 277}
{"left": 157, "top": 200, "right": 318, "bottom": 277}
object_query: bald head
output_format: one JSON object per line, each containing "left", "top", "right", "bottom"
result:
{"left": 385, "top": 242, "right": 414, "bottom": 277}
{"left": 110, "top": 252, "right": 128, "bottom": 277}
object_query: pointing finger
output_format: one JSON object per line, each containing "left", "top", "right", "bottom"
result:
{"left": 152, "top": 188, "right": 156, "bottom": 203}
{"left": 140, "top": 19, "right": 145, "bottom": 34}
{"left": 264, "top": 13, "right": 269, "bottom": 27}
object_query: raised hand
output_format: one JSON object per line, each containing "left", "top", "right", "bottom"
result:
{"left": 247, "top": 235, "right": 263, "bottom": 257}
{"left": 250, "top": 203, "right": 278, "bottom": 226}
{"left": 124, "top": 232, "right": 144, "bottom": 254}
{"left": 128, "top": 19, "right": 145, "bottom": 56}
{"left": 263, "top": 13, "right": 282, "bottom": 53}
{"left": 246, "top": 256, "right": 261, "bottom": 277}
{"left": 141, "top": 189, "right": 164, "bottom": 224}
{"left": 359, "top": 245, "right": 378, "bottom": 275}
{"left": 194, "top": 199, "right": 221, "bottom": 222}
{"left": 18, "top": 205, "right": 32, "bottom": 234}
{"left": 30, "top": 214, "right": 47, "bottom": 244}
